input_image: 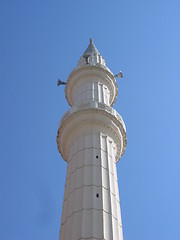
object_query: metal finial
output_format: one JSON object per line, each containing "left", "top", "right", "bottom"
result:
{"left": 90, "top": 38, "right": 93, "bottom": 43}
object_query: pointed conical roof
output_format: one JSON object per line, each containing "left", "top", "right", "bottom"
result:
{"left": 83, "top": 38, "right": 100, "bottom": 57}
{"left": 77, "top": 38, "right": 106, "bottom": 67}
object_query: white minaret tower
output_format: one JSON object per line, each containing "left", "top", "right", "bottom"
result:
{"left": 57, "top": 39, "right": 127, "bottom": 240}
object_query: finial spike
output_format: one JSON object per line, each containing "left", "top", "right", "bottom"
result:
{"left": 90, "top": 38, "right": 93, "bottom": 43}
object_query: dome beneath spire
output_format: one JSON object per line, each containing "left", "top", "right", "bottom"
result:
{"left": 77, "top": 38, "right": 106, "bottom": 67}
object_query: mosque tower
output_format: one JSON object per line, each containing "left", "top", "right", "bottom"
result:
{"left": 56, "top": 39, "right": 127, "bottom": 240}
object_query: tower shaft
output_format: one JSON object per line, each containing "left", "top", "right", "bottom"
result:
{"left": 60, "top": 131, "right": 123, "bottom": 239}
{"left": 57, "top": 39, "right": 127, "bottom": 240}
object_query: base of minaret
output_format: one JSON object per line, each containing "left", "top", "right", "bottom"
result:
{"left": 59, "top": 132, "right": 123, "bottom": 240}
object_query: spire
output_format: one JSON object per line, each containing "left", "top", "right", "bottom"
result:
{"left": 77, "top": 38, "right": 106, "bottom": 67}
{"left": 82, "top": 38, "right": 100, "bottom": 57}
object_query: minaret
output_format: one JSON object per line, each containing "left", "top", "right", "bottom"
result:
{"left": 57, "top": 39, "right": 127, "bottom": 240}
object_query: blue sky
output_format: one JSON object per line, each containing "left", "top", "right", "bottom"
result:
{"left": 0, "top": 0, "right": 180, "bottom": 239}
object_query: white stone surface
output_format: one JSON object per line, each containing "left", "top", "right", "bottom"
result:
{"left": 59, "top": 133, "right": 123, "bottom": 240}
{"left": 57, "top": 40, "right": 126, "bottom": 240}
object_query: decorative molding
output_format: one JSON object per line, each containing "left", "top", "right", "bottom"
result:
{"left": 57, "top": 101, "right": 127, "bottom": 162}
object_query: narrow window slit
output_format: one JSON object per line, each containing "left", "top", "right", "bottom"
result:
{"left": 96, "top": 193, "right": 99, "bottom": 198}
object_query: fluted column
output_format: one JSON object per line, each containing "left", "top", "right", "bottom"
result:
{"left": 74, "top": 82, "right": 110, "bottom": 106}
{"left": 60, "top": 131, "right": 123, "bottom": 240}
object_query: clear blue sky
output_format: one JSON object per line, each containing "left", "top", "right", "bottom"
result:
{"left": 0, "top": 0, "right": 180, "bottom": 239}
